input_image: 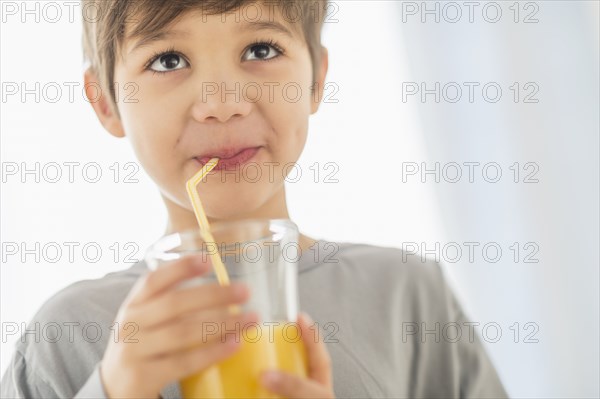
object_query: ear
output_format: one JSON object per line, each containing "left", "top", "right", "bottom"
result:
{"left": 84, "top": 68, "right": 126, "bottom": 138}
{"left": 310, "top": 47, "right": 329, "bottom": 114}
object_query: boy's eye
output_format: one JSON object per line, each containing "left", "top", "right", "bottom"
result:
{"left": 243, "top": 43, "right": 281, "bottom": 61}
{"left": 148, "top": 53, "right": 189, "bottom": 73}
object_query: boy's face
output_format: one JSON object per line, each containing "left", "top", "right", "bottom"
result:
{"left": 87, "top": 3, "right": 328, "bottom": 223}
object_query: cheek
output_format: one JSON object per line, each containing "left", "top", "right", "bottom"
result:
{"left": 121, "top": 104, "right": 164, "bottom": 152}
{"left": 268, "top": 84, "right": 311, "bottom": 151}
{"left": 259, "top": 65, "right": 313, "bottom": 155}
{"left": 119, "top": 79, "right": 187, "bottom": 149}
{"left": 118, "top": 101, "right": 183, "bottom": 183}
{"left": 260, "top": 103, "right": 309, "bottom": 183}
{"left": 114, "top": 71, "right": 185, "bottom": 157}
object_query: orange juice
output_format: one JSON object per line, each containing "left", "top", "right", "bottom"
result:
{"left": 181, "top": 323, "right": 308, "bottom": 399}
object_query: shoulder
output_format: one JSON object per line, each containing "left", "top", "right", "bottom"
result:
{"left": 26, "top": 261, "right": 147, "bottom": 331}
{"left": 303, "top": 239, "right": 452, "bottom": 317}
{"left": 14, "top": 261, "right": 148, "bottom": 362}
{"left": 5, "top": 262, "right": 148, "bottom": 398}
{"left": 309, "top": 239, "right": 446, "bottom": 288}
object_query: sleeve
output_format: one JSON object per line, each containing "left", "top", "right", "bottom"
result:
{"left": 73, "top": 364, "right": 109, "bottom": 399}
{"left": 1, "top": 349, "right": 54, "bottom": 399}
{"left": 0, "top": 350, "right": 108, "bottom": 399}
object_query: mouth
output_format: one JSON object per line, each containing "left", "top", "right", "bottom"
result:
{"left": 194, "top": 146, "right": 261, "bottom": 171}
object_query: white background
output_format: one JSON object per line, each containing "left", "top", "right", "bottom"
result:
{"left": 1, "top": 1, "right": 599, "bottom": 398}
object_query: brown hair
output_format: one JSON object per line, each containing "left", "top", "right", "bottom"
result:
{"left": 81, "top": 0, "right": 328, "bottom": 109}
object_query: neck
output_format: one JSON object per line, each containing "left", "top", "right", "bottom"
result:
{"left": 162, "top": 186, "right": 317, "bottom": 252}
{"left": 163, "top": 185, "right": 290, "bottom": 235}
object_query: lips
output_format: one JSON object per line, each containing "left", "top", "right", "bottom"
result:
{"left": 195, "top": 146, "right": 261, "bottom": 171}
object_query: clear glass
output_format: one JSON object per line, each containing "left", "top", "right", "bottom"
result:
{"left": 145, "top": 218, "right": 307, "bottom": 399}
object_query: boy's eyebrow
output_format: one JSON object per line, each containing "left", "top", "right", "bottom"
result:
{"left": 127, "top": 20, "right": 294, "bottom": 56}
{"left": 128, "top": 30, "right": 190, "bottom": 56}
{"left": 237, "top": 20, "right": 295, "bottom": 38}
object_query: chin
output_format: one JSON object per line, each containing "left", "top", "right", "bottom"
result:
{"left": 206, "top": 190, "right": 272, "bottom": 221}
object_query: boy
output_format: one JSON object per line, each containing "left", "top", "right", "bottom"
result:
{"left": 1, "top": 0, "right": 508, "bottom": 398}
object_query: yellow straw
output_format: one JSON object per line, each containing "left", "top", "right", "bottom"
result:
{"left": 185, "top": 158, "right": 231, "bottom": 286}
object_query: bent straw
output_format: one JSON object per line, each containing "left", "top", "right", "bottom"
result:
{"left": 185, "top": 158, "right": 231, "bottom": 286}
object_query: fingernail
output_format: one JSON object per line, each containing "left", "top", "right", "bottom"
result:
{"left": 262, "top": 370, "right": 281, "bottom": 387}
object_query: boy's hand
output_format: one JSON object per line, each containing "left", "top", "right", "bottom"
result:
{"left": 99, "top": 255, "right": 257, "bottom": 399}
{"left": 260, "top": 313, "right": 336, "bottom": 398}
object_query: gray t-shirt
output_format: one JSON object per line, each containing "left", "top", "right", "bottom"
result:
{"left": 1, "top": 240, "right": 508, "bottom": 398}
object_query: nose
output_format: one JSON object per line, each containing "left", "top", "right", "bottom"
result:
{"left": 191, "top": 80, "right": 253, "bottom": 123}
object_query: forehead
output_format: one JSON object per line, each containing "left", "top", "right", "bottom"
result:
{"left": 121, "top": 1, "right": 304, "bottom": 55}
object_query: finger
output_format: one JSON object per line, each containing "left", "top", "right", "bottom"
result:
{"left": 133, "top": 282, "right": 250, "bottom": 328}
{"left": 298, "top": 312, "right": 333, "bottom": 387}
{"left": 261, "top": 370, "right": 332, "bottom": 399}
{"left": 134, "top": 311, "right": 259, "bottom": 358}
{"left": 128, "top": 255, "right": 211, "bottom": 305}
